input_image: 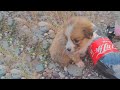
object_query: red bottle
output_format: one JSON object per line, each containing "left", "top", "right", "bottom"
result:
{"left": 88, "top": 37, "right": 120, "bottom": 79}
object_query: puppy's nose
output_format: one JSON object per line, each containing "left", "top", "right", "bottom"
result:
{"left": 67, "top": 48, "right": 71, "bottom": 52}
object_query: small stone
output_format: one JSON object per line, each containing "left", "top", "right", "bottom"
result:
{"left": 0, "top": 60, "right": 4, "bottom": 65}
{"left": 0, "top": 65, "right": 6, "bottom": 77}
{"left": 94, "top": 72, "right": 99, "bottom": 76}
{"left": 48, "top": 63, "right": 56, "bottom": 69}
{"left": 10, "top": 69, "right": 22, "bottom": 79}
{"left": 54, "top": 68, "right": 60, "bottom": 72}
{"left": 64, "top": 67, "right": 68, "bottom": 72}
{"left": 35, "top": 64, "right": 44, "bottom": 72}
{"left": 42, "top": 40, "right": 49, "bottom": 49}
{"left": 39, "top": 55, "right": 43, "bottom": 60}
{"left": 64, "top": 72, "right": 69, "bottom": 76}
{"left": 26, "top": 47, "right": 31, "bottom": 52}
{"left": 59, "top": 72, "right": 65, "bottom": 78}
{"left": 32, "top": 36, "right": 39, "bottom": 45}
{"left": 47, "top": 39, "right": 53, "bottom": 44}
{"left": 41, "top": 76, "right": 45, "bottom": 79}
{"left": 20, "top": 48, "right": 23, "bottom": 52}
{"left": 19, "top": 25, "right": 31, "bottom": 37}
{"left": 26, "top": 55, "right": 32, "bottom": 62}
{"left": 44, "top": 33, "right": 48, "bottom": 36}
{"left": 38, "top": 21, "right": 49, "bottom": 33}
{"left": 9, "top": 38, "right": 13, "bottom": 41}
{"left": 0, "top": 33, "right": 2, "bottom": 39}
{"left": 32, "top": 53, "right": 36, "bottom": 56}
{"left": 114, "top": 41, "right": 120, "bottom": 50}
{"left": 7, "top": 17, "right": 13, "bottom": 26}
{"left": 44, "top": 64, "right": 47, "bottom": 68}
{"left": 55, "top": 63, "right": 59, "bottom": 67}
{"left": 0, "top": 36, "right": 2, "bottom": 40}
{"left": 14, "top": 48, "right": 20, "bottom": 56}
{"left": 88, "top": 74, "right": 91, "bottom": 77}
{"left": 38, "top": 21, "right": 49, "bottom": 27}
{"left": 67, "top": 64, "right": 84, "bottom": 77}
{"left": 52, "top": 71, "right": 60, "bottom": 78}
{"left": 48, "top": 30, "right": 55, "bottom": 39}
{"left": 1, "top": 76, "right": 5, "bottom": 79}
{"left": 4, "top": 32, "right": 8, "bottom": 37}
{"left": 0, "top": 53, "right": 3, "bottom": 56}
{"left": 0, "top": 33, "right": 2, "bottom": 36}
{"left": 100, "top": 20, "right": 104, "bottom": 23}
{"left": 65, "top": 77, "right": 69, "bottom": 79}
{"left": 0, "top": 13, "right": 3, "bottom": 21}
{"left": 20, "top": 45, "right": 24, "bottom": 48}
{"left": 43, "top": 72, "right": 48, "bottom": 77}
{"left": 9, "top": 41, "right": 12, "bottom": 44}
{"left": 2, "top": 40, "right": 9, "bottom": 49}
{"left": 5, "top": 73, "right": 11, "bottom": 79}
{"left": 21, "top": 77, "right": 26, "bottom": 79}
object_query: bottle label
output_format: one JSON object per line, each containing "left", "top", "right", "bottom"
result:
{"left": 88, "top": 37, "right": 119, "bottom": 65}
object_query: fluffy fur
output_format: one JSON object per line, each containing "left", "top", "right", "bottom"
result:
{"left": 49, "top": 16, "right": 95, "bottom": 68}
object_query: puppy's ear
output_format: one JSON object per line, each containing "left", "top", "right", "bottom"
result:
{"left": 83, "top": 29, "right": 93, "bottom": 39}
{"left": 83, "top": 23, "right": 95, "bottom": 39}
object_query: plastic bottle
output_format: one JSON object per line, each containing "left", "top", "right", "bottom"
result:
{"left": 88, "top": 36, "right": 120, "bottom": 79}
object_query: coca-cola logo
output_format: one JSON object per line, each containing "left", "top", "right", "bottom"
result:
{"left": 89, "top": 37, "right": 119, "bottom": 65}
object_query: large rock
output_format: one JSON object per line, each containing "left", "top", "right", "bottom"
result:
{"left": 67, "top": 64, "right": 84, "bottom": 77}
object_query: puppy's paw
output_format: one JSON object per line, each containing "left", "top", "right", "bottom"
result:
{"left": 76, "top": 61, "right": 85, "bottom": 68}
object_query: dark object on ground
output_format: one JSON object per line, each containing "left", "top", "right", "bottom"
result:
{"left": 106, "top": 26, "right": 115, "bottom": 41}
{"left": 88, "top": 37, "right": 120, "bottom": 79}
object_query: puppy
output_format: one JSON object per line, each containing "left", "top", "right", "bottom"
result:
{"left": 49, "top": 16, "right": 95, "bottom": 68}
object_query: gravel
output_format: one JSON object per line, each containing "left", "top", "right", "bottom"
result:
{"left": 0, "top": 11, "right": 120, "bottom": 79}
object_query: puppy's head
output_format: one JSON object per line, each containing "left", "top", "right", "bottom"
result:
{"left": 64, "top": 16, "right": 95, "bottom": 53}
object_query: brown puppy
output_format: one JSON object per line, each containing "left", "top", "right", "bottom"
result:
{"left": 49, "top": 16, "right": 95, "bottom": 68}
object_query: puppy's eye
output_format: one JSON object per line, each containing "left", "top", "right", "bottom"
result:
{"left": 73, "top": 39, "right": 80, "bottom": 44}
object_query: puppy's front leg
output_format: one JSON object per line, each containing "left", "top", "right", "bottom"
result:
{"left": 71, "top": 52, "right": 85, "bottom": 68}
{"left": 76, "top": 59, "right": 85, "bottom": 68}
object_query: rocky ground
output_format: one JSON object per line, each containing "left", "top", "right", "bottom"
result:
{"left": 0, "top": 11, "right": 120, "bottom": 79}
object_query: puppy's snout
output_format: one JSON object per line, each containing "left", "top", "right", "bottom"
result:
{"left": 67, "top": 48, "right": 71, "bottom": 52}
